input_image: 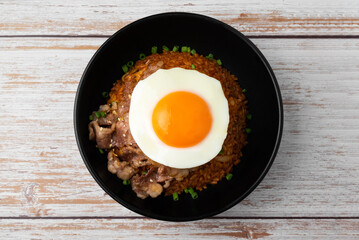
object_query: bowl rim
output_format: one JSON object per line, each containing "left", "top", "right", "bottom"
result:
{"left": 74, "top": 12, "right": 283, "bottom": 221}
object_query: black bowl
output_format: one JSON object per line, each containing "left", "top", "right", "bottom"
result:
{"left": 74, "top": 12, "right": 283, "bottom": 221}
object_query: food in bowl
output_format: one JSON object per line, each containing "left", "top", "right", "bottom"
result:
{"left": 88, "top": 46, "right": 249, "bottom": 200}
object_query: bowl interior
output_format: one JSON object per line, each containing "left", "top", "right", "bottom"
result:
{"left": 74, "top": 13, "right": 283, "bottom": 221}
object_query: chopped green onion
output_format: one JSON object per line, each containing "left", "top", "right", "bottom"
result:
{"left": 191, "top": 64, "right": 195, "bottom": 69}
{"left": 187, "top": 47, "right": 191, "bottom": 53}
{"left": 99, "top": 148, "right": 104, "bottom": 154}
{"left": 242, "top": 88, "right": 247, "bottom": 93}
{"left": 151, "top": 46, "right": 157, "bottom": 54}
{"left": 181, "top": 46, "right": 188, "bottom": 52}
{"left": 126, "top": 61, "right": 134, "bottom": 67}
{"left": 226, "top": 173, "right": 233, "bottom": 181}
{"left": 219, "top": 148, "right": 224, "bottom": 155}
{"left": 217, "top": 59, "right": 222, "bottom": 66}
{"left": 184, "top": 188, "right": 189, "bottom": 194}
{"left": 246, "top": 114, "right": 252, "bottom": 120}
{"left": 123, "top": 179, "right": 130, "bottom": 185}
{"left": 94, "top": 112, "right": 100, "bottom": 118}
{"left": 122, "top": 65, "right": 128, "bottom": 73}
{"left": 172, "top": 45, "right": 179, "bottom": 52}
{"left": 245, "top": 128, "right": 252, "bottom": 134}
{"left": 102, "top": 91, "right": 109, "bottom": 98}
{"left": 188, "top": 187, "right": 198, "bottom": 199}
{"left": 173, "top": 192, "right": 179, "bottom": 201}
{"left": 190, "top": 49, "right": 196, "bottom": 55}
{"left": 139, "top": 53, "right": 146, "bottom": 60}
{"left": 190, "top": 192, "right": 198, "bottom": 199}
{"left": 89, "top": 115, "right": 93, "bottom": 121}
{"left": 100, "top": 111, "right": 106, "bottom": 117}
{"left": 162, "top": 45, "right": 169, "bottom": 52}
{"left": 206, "top": 53, "right": 214, "bottom": 60}
{"left": 142, "top": 171, "right": 147, "bottom": 175}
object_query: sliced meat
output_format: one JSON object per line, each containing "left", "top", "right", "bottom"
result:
{"left": 214, "top": 155, "right": 234, "bottom": 162}
{"left": 117, "top": 146, "right": 151, "bottom": 168}
{"left": 110, "top": 101, "right": 118, "bottom": 110}
{"left": 158, "top": 165, "right": 189, "bottom": 181}
{"left": 147, "top": 183, "right": 163, "bottom": 198}
{"left": 130, "top": 175, "right": 147, "bottom": 199}
{"left": 97, "top": 112, "right": 118, "bottom": 126}
{"left": 130, "top": 156, "right": 150, "bottom": 168}
{"left": 130, "top": 166, "right": 173, "bottom": 199}
{"left": 98, "top": 104, "right": 110, "bottom": 113}
{"left": 131, "top": 174, "right": 164, "bottom": 199}
{"left": 112, "top": 117, "right": 136, "bottom": 148}
{"left": 107, "top": 151, "right": 136, "bottom": 180}
{"left": 88, "top": 121, "right": 115, "bottom": 149}
{"left": 116, "top": 79, "right": 135, "bottom": 115}
{"left": 140, "top": 61, "right": 161, "bottom": 80}
{"left": 95, "top": 103, "right": 119, "bottom": 126}
{"left": 163, "top": 180, "right": 171, "bottom": 189}
{"left": 147, "top": 166, "right": 172, "bottom": 183}
{"left": 115, "top": 102, "right": 129, "bottom": 118}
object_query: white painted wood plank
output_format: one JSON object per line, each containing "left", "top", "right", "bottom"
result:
{"left": 1, "top": 218, "right": 359, "bottom": 239}
{"left": 0, "top": 38, "right": 359, "bottom": 218}
{"left": 0, "top": 0, "right": 358, "bottom": 36}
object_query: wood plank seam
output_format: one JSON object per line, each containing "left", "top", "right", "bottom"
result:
{"left": 1, "top": 35, "right": 359, "bottom": 38}
{"left": 1, "top": 217, "right": 359, "bottom": 220}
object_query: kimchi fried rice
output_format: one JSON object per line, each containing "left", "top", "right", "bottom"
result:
{"left": 88, "top": 47, "right": 248, "bottom": 199}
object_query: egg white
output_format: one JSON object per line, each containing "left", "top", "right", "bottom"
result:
{"left": 129, "top": 67, "right": 229, "bottom": 169}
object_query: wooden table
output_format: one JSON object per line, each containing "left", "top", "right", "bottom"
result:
{"left": 1, "top": 1, "right": 359, "bottom": 239}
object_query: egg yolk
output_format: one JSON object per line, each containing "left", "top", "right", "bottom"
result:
{"left": 152, "top": 91, "right": 213, "bottom": 148}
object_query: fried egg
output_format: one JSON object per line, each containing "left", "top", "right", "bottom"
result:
{"left": 129, "top": 67, "right": 229, "bottom": 168}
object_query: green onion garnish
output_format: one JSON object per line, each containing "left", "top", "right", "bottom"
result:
{"left": 151, "top": 46, "right": 157, "bottom": 54}
{"left": 181, "top": 46, "right": 188, "bottom": 52}
{"left": 100, "top": 111, "right": 106, "bottom": 117}
{"left": 206, "top": 53, "right": 214, "bottom": 60}
{"left": 242, "top": 88, "right": 247, "bottom": 93}
{"left": 226, "top": 173, "right": 233, "bottom": 181}
{"left": 191, "top": 64, "right": 195, "bottom": 69}
{"left": 123, "top": 179, "right": 130, "bottom": 185}
{"left": 139, "top": 53, "right": 146, "bottom": 60}
{"left": 162, "top": 45, "right": 169, "bottom": 52}
{"left": 190, "top": 49, "right": 196, "bottom": 55}
{"left": 190, "top": 192, "right": 198, "bottom": 199}
{"left": 184, "top": 189, "right": 189, "bottom": 194}
{"left": 89, "top": 115, "right": 93, "bottom": 121}
{"left": 94, "top": 112, "right": 100, "bottom": 118}
{"left": 142, "top": 171, "right": 147, "bottom": 175}
{"left": 172, "top": 45, "right": 179, "bottom": 52}
{"left": 188, "top": 187, "right": 198, "bottom": 199}
{"left": 102, "top": 91, "right": 109, "bottom": 98}
{"left": 126, "top": 61, "right": 134, "bottom": 67}
{"left": 173, "top": 192, "right": 179, "bottom": 201}
{"left": 219, "top": 148, "right": 224, "bottom": 155}
{"left": 217, "top": 59, "right": 222, "bottom": 66}
{"left": 187, "top": 47, "right": 191, "bottom": 53}
{"left": 246, "top": 114, "right": 252, "bottom": 120}
{"left": 245, "top": 128, "right": 252, "bottom": 134}
{"left": 122, "top": 65, "right": 128, "bottom": 73}
{"left": 99, "top": 148, "right": 104, "bottom": 154}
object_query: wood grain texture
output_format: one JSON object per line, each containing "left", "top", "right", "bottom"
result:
{"left": 1, "top": 1, "right": 359, "bottom": 238}
{"left": 1, "top": 37, "right": 359, "bottom": 218}
{"left": 1, "top": 218, "right": 359, "bottom": 239}
{"left": 0, "top": 0, "right": 358, "bottom": 36}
